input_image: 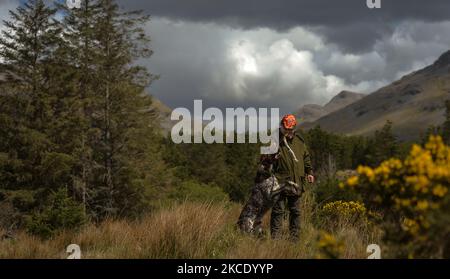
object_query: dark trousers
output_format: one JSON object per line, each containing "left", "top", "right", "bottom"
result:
{"left": 270, "top": 193, "right": 301, "bottom": 240}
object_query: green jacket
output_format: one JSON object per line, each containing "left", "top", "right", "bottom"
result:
{"left": 274, "top": 133, "right": 313, "bottom": 189}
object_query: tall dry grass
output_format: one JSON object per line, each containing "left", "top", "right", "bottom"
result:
{"left": 0, "top": 191, "right": 380, "bottom": 259}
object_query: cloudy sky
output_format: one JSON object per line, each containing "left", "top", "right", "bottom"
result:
{"left": 2, "top": 0, "right": 450, "bottom": 114}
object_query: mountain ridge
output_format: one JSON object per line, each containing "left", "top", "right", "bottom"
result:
{"left": 301, "top": 50, "right": 450, "bottom": 141}
{"left": 296, "top": 90, "right": 364, "bottom": 123}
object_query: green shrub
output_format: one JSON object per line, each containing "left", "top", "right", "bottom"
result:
{"left": 168, "top": 180, "right": 229, "bottom": 204}
{"left": 0, "top": 189, "right": 38, "bottom": 212}
{"left": 26, "top": 188, "right": 86, "bottom": 239}
{"left": 0, "top": 190, "right": 40, "bottom": 230}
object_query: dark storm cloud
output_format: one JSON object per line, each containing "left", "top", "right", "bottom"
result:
{"left": 2, "top": 0, "right": 450, "bottom": 114}
{"left": 120, "top": 0, "right": 450, "bottom": 51}
{"left": 121, "top": 0, "right": 450, "bottom": 27}
{"left": 312, "top": 23, "right": 394, "bottom": 53}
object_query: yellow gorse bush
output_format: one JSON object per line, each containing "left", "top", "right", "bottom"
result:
{"left": 322, "top": 201, "right": 366, "bottom": 218}
{"left": 342, "top": 136, "right": 449, "bottom": 215}
{"left": 316, "top": 231, "right": 345, "bottom": 259}
{"left": 317, "top": 200, "right": 372, "bottom": 235}
{"left": 341, "top": 135, "right": 450, "bottom": 258}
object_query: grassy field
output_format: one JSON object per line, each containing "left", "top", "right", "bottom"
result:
{"left": 0, "top": 189, "right": 381, "bottom": 259}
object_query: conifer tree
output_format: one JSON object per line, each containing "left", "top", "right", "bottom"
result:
{"left": 0, "top": 0, "right": 83, "bottom": 234}
{"left": 0, "top": 0, "right": 61, "bottom": 195}
{"left": 62, "top": 0, "right": 162, "bottom": 219}
{"left": 55, "top": 0, "right": 103, "bottom": 216}
{"left": 370, "top": 120, "right": 399, "bottom": 166}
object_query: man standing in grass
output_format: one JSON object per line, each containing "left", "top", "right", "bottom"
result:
{"left": 270, "top": 114, "right": 315, "bottom": 241}
{"left": 237, "top": 114, "right": 314, "bottom": 241}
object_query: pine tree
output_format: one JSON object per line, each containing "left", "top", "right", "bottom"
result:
{"left": 75, "top": 0, "right": 161, "bottom": 219}
{"left": 0, "top": 0, "right": 86, "bottom": 233}
{"left": 370, "top": 120, "right": 399, "bottom": 166}
{"left": 55, "top": 0, "right": 103, "bottom": 216}
{"left": 0, "top": 0, "right": 61, "bottom": 194}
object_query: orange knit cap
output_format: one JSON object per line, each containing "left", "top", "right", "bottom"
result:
{"left": 281, "top": 114, "right": 297, "bottom": 130}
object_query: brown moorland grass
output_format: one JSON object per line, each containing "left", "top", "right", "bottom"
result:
{"left": 0, "top": 191, "right": 381, "bottom": 259}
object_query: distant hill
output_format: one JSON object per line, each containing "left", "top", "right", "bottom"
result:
{"left": 296, "top": 91, "right": 364, "bottom": 123}
{"left": 301, "top": 50, "right": 450, "bottom": 141}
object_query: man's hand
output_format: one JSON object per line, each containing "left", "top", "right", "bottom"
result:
{"left": 307, "top": 175, "right": 315, "bottom": 184}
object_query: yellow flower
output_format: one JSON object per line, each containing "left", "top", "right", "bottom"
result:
{"left": 410, "top": 144, "right": 423, "bottom": 157}
{"left": 402, "top": 218, "right": 420, "bottom": 235}
{"left": 316, "top": 231, "right": 344, "bottom": 259}
{"left": 317, "top": 232, "right": 336, "bottom": 248}
{"left": 357, "top": 166, "right": 375, "bottom": 182}
{"left": 346, "top": 176, "right": 359, "bottom": 187}
{"left": 416, "top": 200, "right": 429, "bottom": 211}
{"left": 432, "top": 185, "right": 448, "bottom": 198}
{"left": 395, "top": 198, "right": 411, "bottom": 207}
{"left": 375, "top": 164, "right": 390, "bottom": 178}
